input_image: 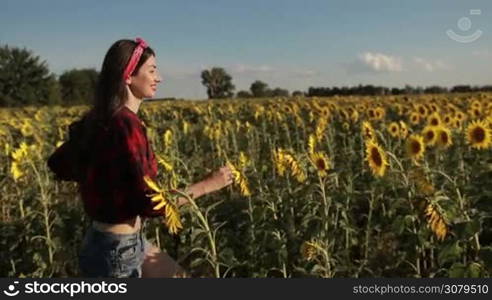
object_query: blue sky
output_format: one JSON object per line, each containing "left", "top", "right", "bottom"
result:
{"left": 1, "top": 0, "right": 491, "bottom": 99}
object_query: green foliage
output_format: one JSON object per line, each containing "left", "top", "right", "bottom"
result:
{"left": 250, "top": 80, "right": 269, "bottom": 97}
{"left": 0, "top": 45, "right": 61, "bottom": 106}
{"left": 200, "top": 67, "right": 235, "bottom": 99}
{"left": 59, "top": 69, "right": 98, "bottom": 105}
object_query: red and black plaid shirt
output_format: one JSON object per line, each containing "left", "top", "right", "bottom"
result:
{"left": 48, "top": 106, "right": 165, "bottom": 223}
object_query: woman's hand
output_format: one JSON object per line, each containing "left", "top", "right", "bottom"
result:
{"left": 202, "top": 166, "right": 234, "bottom": 194}
{"left": 176, "top": 166, "right": 234, "bottom": 206}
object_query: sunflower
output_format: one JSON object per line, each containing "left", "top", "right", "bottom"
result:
{"left": 469, "top": 108, "right": 481, "bottom": 119}
{"left": 466, "top": 120, "right": 492, "bottom": 150}
{"left": 422, "top": 125, "right": 438, "bottom": 147}
{"left": 416, "top": 104, "right": 428, "bottom": 117}
{"left": 470, "top": 100, "right": 482, "bottom": 111}
{"left": 427, "top": 112, "right": 441, "bottom": 127}
{"left": 455, "top": 111, "right": 466, "bottom": 122}
{"left": 227, "top": 161, "right": 251, "bottom": 197}
{"left": 425, "top": 203, "right": 448, "bottom": 241}
{"left": 387, "top": 122, "right": 400, "bottom": 138}
{"left": 309, "top": 151, "right": 330, "bottom": 178}
{"left": 163, "top": 129, "right": 173, "bottom": 148}
{"left": 308, "top": 134, "right": 316, "bottom": 154}
{"left": 10, "top": 161, "right": 24, "bottom": 182}
{"left": 443, "top": 114, "right": 453, "bottom": 126}
{"left": 406, "top": 134, "right": 425, "bottom": 161}
{"left": 374, "top": 107, "right": 385, "bottom": 120}
{"left": 143, "top": 176, "right": 182, "bottom": 235}
{"left": 273, "top": 149, "right": 287, "bottom": 176}
{"left": 430, "top": 103, "right": 439, "bottom": 113}
{"left": 435, "top": 126, "right": 453, "bottom": 149}
{"left": 238, "top": 151, "right": 250, "bottom": 170}
{"left": 157, "top": 155, "right": 174, "bottom": 172}
{"left": 409, "top": 112, "right": 420, "bottom": 125}
{"left": 361, "top": 121, "right": 376, "bottom": 141}
{"left": 365, "top": 140, "right": 388, "bottom": 177}
{"left": 453, "top": 118, "right": 462, "bottom": 129}
{"left": 300, "top": 240, "right": 322, "bottom": 261}
{"left": 399, "top": 121, "right": 409, "bottom": 139}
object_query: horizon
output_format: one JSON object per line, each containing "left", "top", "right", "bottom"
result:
{"left": 2, "top": 0, "right": 491, "bottom": 100}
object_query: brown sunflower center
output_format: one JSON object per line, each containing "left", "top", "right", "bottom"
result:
{"left": 371, "top": 147, "right": 383, "bottom": 166}
{"left": 440, "top": 132, "right": 449, "bottom": 144}
{"left": 426, "top": 131, "right": 435, "bottom": 141}
{"left": 472, "top": 127, "right": 485, "bottom": 142}
{"left": 411, "top": 140, "right": 421, "bottom": 154}
{"left": 316, "top": 158, "right": 326, "bottom": 170}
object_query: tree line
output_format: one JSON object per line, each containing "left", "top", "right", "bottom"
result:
{"left": 1, "top": 44, "right": 491, "bottom": 107}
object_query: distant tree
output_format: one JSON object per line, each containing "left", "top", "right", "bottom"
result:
{"left": 271, "top": 87, "right": 289, "bottom": 97}
{"left": 292, "top": 90, "right": 305, "bottom": 97}
{"left": 0, "top": 45, "right": 61, "bottom": 106}
{"left": 200, "top": 67, "right": 235, "bottom": 99}
{"left": 451, "top": 85, "right": 472, "bottom": 93}
{"left": 424, "top": 86, "right": 448, "bottom": 94}
{"left": 59, "top": 68, "right": 99, "bottom": 105}
{"left": 250, "top": 80, "right": 269, "bottom": 97}
{"left": 236, "top": 90, "right": 252, "bottom": 98}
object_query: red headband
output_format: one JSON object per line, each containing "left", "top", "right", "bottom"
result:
{"left": 123, "top": 37, "right": 148, "bottom": 80}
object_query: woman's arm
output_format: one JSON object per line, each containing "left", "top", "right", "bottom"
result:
{"left": 176, "top": 166, "right": 233, "bottom": 207}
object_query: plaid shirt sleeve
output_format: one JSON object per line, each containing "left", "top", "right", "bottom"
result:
{"left": 47, "top": 140, "right": 79, "bottom": 181}
{"left": 113, "top": 115, "right": 166, "bottom": 218}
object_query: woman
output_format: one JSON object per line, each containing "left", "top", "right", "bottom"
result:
{"left": 47, "top": 38, "right": 233, "bottom": 278}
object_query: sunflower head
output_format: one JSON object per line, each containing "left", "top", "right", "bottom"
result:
{"left": 466, "top": 120, "right": 492, "bottom": 150}
{"left": 422, "top": 126, "right": 438, "bottom": 147}
{"left": 427, "top": 112, "right": 441, "bottom": 127}
{"left": 374, "top": 107, "right": 385, "bottom": 120}
{"left": 406, "top": 134, "right": 425, "bottom": 161}
{"left": 310, "top": 152, "right": 330, "bottom": 178}
{"left": 361, "top": 121, "right": 376, "bottom": 141}
{"left": 399, "top": 121, "right": 409, "bottom": 139}
{"left": 300, "top": 240, "right": 321, "bottom": 261}
{"left": 417, "top": 104, "right": 428, "bottom": 117}
{"left": 470, "top": 108, "right": 481, "bottom": 119}
{"left": 436, "top": 126, "right": 453, "bottom": 149}
{"left": 365, "top": 140, "right": 388, "bottom": 177}
{"left": 443, "top": 114, "right": 453, "bottom": 126}
{"left": 387, "top": 122, "right": 400, "bottom": 138}
{"left": 455, "top": 111, "right": 466, "bottom": 122}
{"left": 410, "top": 112, "right": 420, "bottom": 125}
{"left": 430, "top": 103, "right": 439, "bottom": 113}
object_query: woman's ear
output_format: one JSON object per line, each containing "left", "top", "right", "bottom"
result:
{"left": 125, "top": 76, "right": 132, "bottom": 85}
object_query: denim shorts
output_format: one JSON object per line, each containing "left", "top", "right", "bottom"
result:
{"left": 78, "top": 220, "right": 152, "bottom": 278}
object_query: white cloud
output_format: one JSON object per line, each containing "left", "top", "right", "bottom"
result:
{"left": 413, "top": 57, "right": 451, "bottom": 72}
{"left": 358, "top": 52, "right": 403, "bottom": 72}
{"left": 232, "top": 63, "right": 274, "bottom": 74}
{"left": 293, "top": 69, "right": 318, "bottom": 77}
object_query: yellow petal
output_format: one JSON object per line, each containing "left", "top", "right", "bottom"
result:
{"left": 151, "top": 194, "right": 164, "bottom": 202}
{"left": 143, "top": 175, "right": 162, "bottom": 193}
{"left": 153, "top": 200, "right": 166, "bottom": 211}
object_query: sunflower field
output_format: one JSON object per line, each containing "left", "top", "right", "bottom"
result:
{"left": 1, "top": 93, "right": 492, "bottom": 278}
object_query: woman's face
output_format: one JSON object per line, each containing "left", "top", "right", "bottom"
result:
{"left": 128, "top": 55, "right": 162, "bottom": 99}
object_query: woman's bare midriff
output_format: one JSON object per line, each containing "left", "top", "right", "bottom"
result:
{"left": 92, "top": 215, "right": 141, "bottom": 234}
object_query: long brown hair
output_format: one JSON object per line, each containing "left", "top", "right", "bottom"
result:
{"left": 92, "top": 39, "right": 155, "bottom": 125}
{"left": 68, "top": 39, "right": 155, "bottom": 179}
